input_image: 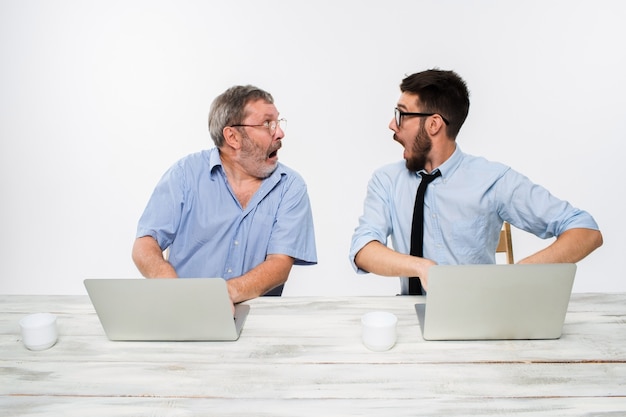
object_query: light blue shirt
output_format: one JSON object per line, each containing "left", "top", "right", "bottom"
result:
{"left": 137, "top": 148, "right": 317, "bottom": 283}
{"left": 349, "top": 146, "right": 599, "bottom": 294}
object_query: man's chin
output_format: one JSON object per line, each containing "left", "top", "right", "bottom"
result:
{"left": 258, "top": 161, "right": 278, "bottom": 179}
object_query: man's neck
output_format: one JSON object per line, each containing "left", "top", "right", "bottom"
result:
{"left": 425, "top": 140, "right": 456, "bottom": 173}
{"left": 219, "top": 151, "right": 262, "bottom": 209}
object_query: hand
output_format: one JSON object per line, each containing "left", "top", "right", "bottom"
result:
{"left": 415, "top": 258, "right": 437, "bottom": 292}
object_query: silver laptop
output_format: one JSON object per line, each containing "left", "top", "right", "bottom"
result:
{"left": 415, "top": 264, "right": 576, "bottom": 340}
{"left": 84, "top": 278, "right": 249, "bottom": 341}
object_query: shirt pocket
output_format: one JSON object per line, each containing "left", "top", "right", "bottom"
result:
{"left": 244, "top": 211, "right": 276, "bottom": 256}
{"left": 448, "top": 216, "right": 489, "bottom": 260}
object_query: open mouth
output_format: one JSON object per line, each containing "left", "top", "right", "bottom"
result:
{"left": 268, "top": 143, "right": 281, "bottom": 160}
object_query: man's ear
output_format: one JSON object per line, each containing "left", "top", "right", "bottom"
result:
{"left": 426, "top": 115, "right": 446, "bottom": 137}
{"left": 222, "top": 126, "right": 242, "bottom": 149}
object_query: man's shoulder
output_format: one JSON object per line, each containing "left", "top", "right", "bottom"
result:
{"left": 458, "top": 152, "right": 509, "bottom": 174}
{"left": 169, "top": 149, "right": 215, "bottom": 171}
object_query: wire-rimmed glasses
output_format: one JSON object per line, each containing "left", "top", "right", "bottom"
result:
{"left": 230, "top": 118, "right": 287, "bottom": 135}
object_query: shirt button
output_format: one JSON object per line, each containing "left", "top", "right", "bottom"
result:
{"left": 227, "top": 268, "right": 232, "bottom": 273}
{"left": 234, "top": 240, "right": 239, "bottom": 246}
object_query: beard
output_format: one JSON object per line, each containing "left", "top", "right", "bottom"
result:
{"left": 239, "top": 132, "right": 280, "bottom": 179}
{"left": 405, "top": 121, "right": 432, "bottom": 172}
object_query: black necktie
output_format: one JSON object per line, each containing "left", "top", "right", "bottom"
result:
{"left": 409, "top": 170, "right": 441, "bottom": 295}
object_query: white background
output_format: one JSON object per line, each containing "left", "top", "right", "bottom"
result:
{"left": 1, "top": 0, "right": 624, "bottom": 295}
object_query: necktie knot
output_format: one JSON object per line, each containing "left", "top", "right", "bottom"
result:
{"left": 419, "top": 170, "right": 441, "bottom": 187}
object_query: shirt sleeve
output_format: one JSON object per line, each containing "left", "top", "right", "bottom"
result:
{"left": 349, "top": 169, "right": 395, "bottom": 273}
{"left": 266, "top": 174, "right": 318, "bottom": 266}
{"left": 496, "top": 169, "right": 600, "bottom": 238}
{"left": 135, "top": 162, "right": 185, "bottom": 250}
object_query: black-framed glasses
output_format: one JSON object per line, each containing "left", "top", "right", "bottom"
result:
{"left": 229, "top": 118, "right": 287, "bottom": 135}
{"left": 394, "top": 108, "right": 449, "bottom": 127}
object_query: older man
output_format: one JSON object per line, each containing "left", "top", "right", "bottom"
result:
{"left": 133, "top": 85, "right": 317, "bottom": 303}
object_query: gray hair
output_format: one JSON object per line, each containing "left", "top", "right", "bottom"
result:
{"left": 208, "top": 85, "right": 274, "bottom": 147}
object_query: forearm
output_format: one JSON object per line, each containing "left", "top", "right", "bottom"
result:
{"left": 354, "top": 241, "right": 434, "bottom": 279}
{"left": 131, "top": 236, "right": 178, "bottom": 278}
{"left": 518, "top": 228, "right": 603, "bottom": 264}
{"left": 226, "top": 254, "right": 294, "bottom": 303}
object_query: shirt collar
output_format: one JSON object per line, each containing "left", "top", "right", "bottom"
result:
{"left": 208, "top": 147, "right": 222, "bottom": 174}
{"left": 421, "top": 145, "right": 464, "bottom": 179}
{"left": 208, "top": 147, "right": 286, "bottom": 183}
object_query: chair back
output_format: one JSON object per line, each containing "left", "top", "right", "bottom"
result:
{"left": 496, "top": 222, "right": 514, "bottom": 264}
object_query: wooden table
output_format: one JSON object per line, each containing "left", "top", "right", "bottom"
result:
{"left": 1, "top": 294, "right": 625, "bottom": 416}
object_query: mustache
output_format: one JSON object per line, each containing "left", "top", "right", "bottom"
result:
{"left": 270, "top": 141, "right": 282, "bottom": 153}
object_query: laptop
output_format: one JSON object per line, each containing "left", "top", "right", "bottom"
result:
{"left": 415, "top": 263, "right": 576, "bottom": 341}
{"left": 84, "top": 278, "right": 249, "bottom": 341}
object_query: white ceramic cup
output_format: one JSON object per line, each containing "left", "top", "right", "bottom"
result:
{"left": 19, "top": 313, "right": 58, "bottom": 351}
{"left": 361, "top": 311, "right": 398, "bottom": 351}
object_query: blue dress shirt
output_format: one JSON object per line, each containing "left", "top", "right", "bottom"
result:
{"left": 137, "top": 148, "right": 317, "bottom": 283}
{"left": 350, "top": 146, "right": 599, "bottom": 294}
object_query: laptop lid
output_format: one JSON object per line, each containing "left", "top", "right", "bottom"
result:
{"left": 84, "top": 278, "right": 249, "bottom": 341}
{"left": 415, "top": 264, "right": 576, "bottom": 341}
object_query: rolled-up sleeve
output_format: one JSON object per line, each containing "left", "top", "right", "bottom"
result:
{"left": 497, "top": 169, "right": 600, "bottom": 238}
{"left": 349, "top": 170, "right": 395, "bottom": 273}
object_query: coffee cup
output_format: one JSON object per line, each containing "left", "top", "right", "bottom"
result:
{"left": 19, "top": 313, "right": 58, "bottom": 351}
{"left": 361, "top": 311, "right": 397, "bottom": 351}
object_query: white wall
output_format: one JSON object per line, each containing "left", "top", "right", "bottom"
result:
{"left": 1, "top": 0, "right": 624, "bottom": 295}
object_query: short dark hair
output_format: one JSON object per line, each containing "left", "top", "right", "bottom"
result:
{"left": 400, "top": 69, "right": 470, "bottom": 138}
{"left": 208, "top": 85, "right": 274, "bottom": 147}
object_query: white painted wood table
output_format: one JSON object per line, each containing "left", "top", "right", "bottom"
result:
{"left": 1, "top": 294, "right": 625, "bottom": 416}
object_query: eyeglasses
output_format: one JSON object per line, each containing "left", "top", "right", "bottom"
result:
{"left": 230, "top": 118, "right": 287, "bottom": 135}
{"left": 394, "top": 108, "right": 449, "bottom": 127}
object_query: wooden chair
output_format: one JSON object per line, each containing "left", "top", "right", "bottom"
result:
{"left": 496, "top": 222, "right": 514, "bottom": 264}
